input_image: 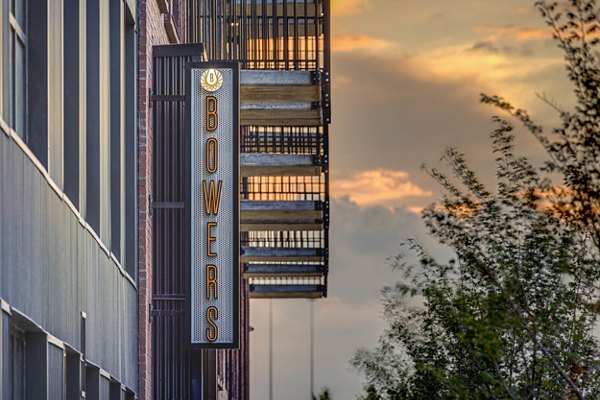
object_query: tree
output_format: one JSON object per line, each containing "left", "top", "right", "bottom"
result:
{"left": 313, "top": 387, "right": 332, "bottom": 400}
{"left": 353, "top": 1, "right": 600, "bottom": 399}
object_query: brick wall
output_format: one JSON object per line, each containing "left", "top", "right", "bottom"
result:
{"left": 137, "top": 3, "right": 250, "bottom": 399}
{"left": 137, "top": 1, "right": 171, "bottom": 399}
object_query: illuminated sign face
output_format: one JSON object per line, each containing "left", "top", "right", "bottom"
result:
{"left": 188, "top": 63, "right": 239, "bottom": 348}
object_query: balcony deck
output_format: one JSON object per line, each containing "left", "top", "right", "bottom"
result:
{"left": 244, "top": 263, "right": 325, "bottom": 277}
{"left": 240, "top": 70, "right": 324, "bottom": 126}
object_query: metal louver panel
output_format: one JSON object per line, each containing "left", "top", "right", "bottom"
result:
{"left": 152, "top": 43, "right": 202, "bottom": 400}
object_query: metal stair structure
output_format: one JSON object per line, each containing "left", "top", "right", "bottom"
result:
{"left": 190, "top": 0, "right": 331, "bottom": 298}
{"left": 239, "top": 128, "right": 329, "bottom": 298}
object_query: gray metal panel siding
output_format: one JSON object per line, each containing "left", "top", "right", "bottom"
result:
{"left": 124, "top": 282, "right": 138, "bottom": 388}
{"left": 0, "top": 133, "right": 137, "bottom": 390}
{"left": 48, "top": 343, "right": 65, "bottom": 400}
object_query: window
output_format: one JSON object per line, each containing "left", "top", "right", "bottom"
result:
{"left": 8, "top": 0, "right": 26, "bottom": 139}
{"left": 124, "top": 9, "right": 137, "bottom": 277}
{"left": 63, "top": 0, "right": 82, "bottom": 206}
{"left": 10, "top": 326, "right": 25, "bottom": 400}
{"left": 110, "top": 0, "right": 123, "bottom": 261}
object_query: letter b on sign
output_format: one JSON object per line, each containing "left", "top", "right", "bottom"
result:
{"left": 206, "top": 96, "right": 218, "bottom": 132}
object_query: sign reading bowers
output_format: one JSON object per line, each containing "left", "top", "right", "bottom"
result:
{"left": 188, "top": 62, "right": 240, "bottom": 348}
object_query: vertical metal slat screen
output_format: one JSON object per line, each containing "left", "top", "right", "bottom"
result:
{"left": 152, "top": 44, "right": 203, "bottom": 400}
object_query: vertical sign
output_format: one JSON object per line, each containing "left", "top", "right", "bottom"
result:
{"left": 188, "top": 62, "right": 239, "bottom": 348}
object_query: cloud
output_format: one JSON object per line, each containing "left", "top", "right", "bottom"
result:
{"left": 510, "top": 6, "right": 536, "bottom": 15}
{"left": 469, "top": 40, "right": 502, "bottom": 53}
{"left": 406, "top": 44, "right": 555, "bottom": 83}
{"left": 468, "top": 40, "right": 534, "bottom": 57}
{"left": 400, "top": 43, "right": 563, "bottom": 111}
{"left": 329, "top": 50, "right": 570, "bottom": 210}
{"left": 331, "top": 169, "right": 433, "bottom": 209}
{"left": 331, "top": 0, "right": 372, "bottom": 16}
{"left": 476, "top": 24, "right": 550, "bottom": 42}
{"left": 332, "top": 34, "right": 394, "bottom": 53}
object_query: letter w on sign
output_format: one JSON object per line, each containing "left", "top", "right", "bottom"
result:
{"left": 203, "top": 180, "right": 222, "bottom": 215}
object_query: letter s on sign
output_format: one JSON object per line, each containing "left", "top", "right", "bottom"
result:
{"left": 206, "top": 306, "right": 219, "bottom": 342}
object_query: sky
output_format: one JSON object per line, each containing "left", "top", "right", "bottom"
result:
{"left": 250, "top": 1, "right": 575, "bottom": 399}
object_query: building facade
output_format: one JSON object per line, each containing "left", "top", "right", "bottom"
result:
{"left": 0, "top": 0, "right": 330, "bottom": 399}
{"left": 0, "top": 0, "right": 138, "bottom": 398}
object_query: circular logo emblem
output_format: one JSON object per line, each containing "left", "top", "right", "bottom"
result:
{"left": 201, "top": 69, "right": 223, "bottom": 92}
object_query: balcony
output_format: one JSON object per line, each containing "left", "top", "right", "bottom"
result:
{"left": 241, "top": 229, "right": 328, "bottom": 298}
{"left": 190, "top": 0, "right": 331, "bottom": 299}
{"left": 248, "top": 277, "right": 326, "bottom": 299}
{"left": 189, "top": 0, "right": 328, "bottom": 71}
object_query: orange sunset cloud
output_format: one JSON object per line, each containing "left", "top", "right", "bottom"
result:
{"left": 331, "top": 0, "right": 372, "bottom": 16}
{"left": 332, "top": 34, "right": 393, "bottom": 53}
{"left": 510, "top": 6, "right": 535, "bottom": 15}
{"left": 331, "top": 169, "right": 433, "bottom": 208}
{"left": 476, "top": 24, "right": 550, "bottom": 41}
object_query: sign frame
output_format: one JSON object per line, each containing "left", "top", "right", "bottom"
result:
{"left": 185, "top": 61, "right": 240, "bottom": 349}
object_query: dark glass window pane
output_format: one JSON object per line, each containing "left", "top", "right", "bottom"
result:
{"left": 15, "top": 39, "right": 25, "bottom": 138}
{"left": 9, "top": 33, "right": 15, "bottom": 129}
{"left": 14, "top": 0, "right": 25, "bottom": 27}
{"left": 11, "top": 331, "right": 25, "bottom": 400}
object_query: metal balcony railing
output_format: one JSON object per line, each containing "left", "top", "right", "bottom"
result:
{"left": 249, "top": 276, "right": 324, "bottom": 285}
{"left": 242, "top": 230, "right": 324, "bottom": 248}
{"left": 247, "top": 274, "right": 326, "bottom": 298}
{"left": 244, "top": 262, "right": 325, "bottom": 276}
{"left": 188, "top": 0, "right": 329, "bottom": 71}
{"left": 242, "top": 126, "right": 326, "bottom": 155}
{"left": 241, "top": 175, "right": 326, "bottom": 201}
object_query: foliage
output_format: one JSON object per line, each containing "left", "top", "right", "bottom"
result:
{"left": 313, "top": 387, "right": 332, "bottom": 400}
{"left": 353, "top": 1, "right": 600, "bottom": 399}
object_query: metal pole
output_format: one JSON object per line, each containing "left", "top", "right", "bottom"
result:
{"left": 269, "top": 299, "right": 273, "bottom": 400}
{"left": 310, "top": 299, "right": 314, "bottom": 399}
